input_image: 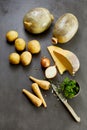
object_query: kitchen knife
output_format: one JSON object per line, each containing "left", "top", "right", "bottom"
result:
{"left": 51, "top": 83, "right": 81, "bottom": 122}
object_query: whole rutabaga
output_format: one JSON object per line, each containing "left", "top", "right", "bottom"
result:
{"left": 23, "top": 7, "right": 54, "bottom": 34}
{"left": 52, "top": 13, "right": 79, "bottom": 44}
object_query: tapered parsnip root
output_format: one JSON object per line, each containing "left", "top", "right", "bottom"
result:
{"left": 32, "top": 83, "right": 47, "bottom": 108}
{"left": 22, "top": 89, "right": 42, "bottom": 107}
{"left": 29, "top": 76, "right": 50, "bottom": 90}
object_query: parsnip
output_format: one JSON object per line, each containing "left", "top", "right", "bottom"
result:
{"left": 29, "top": 76, "right": 50, "bottom": 90}
{"left": 32, "top": 83, "right": 47, "bottom": 108}
{"left": 22, "top": 89, "right": 42, "bottom": 107}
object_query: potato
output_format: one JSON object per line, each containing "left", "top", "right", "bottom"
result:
{"left": 28, "top": 40, "right": 41, "bottom": 54}
{"left": 6, "top": 30, "right": 18, "bottom": 42}
{"left": 9, "top": 52, "right": 20, "bottom": 64}
{"left": 20, "top": 51, "right": 32, "bottom": 66}
{"left": 15, "top": 38, "right": 26, "bottom": 51}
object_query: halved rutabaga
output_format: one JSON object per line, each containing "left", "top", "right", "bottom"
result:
{"left": 54, "top": 50, "right": 80, "bottom": 75}
{"left": 47, "top": 46, "right": 66, "bottom": 74}
{"left": 47, "top": 46, "right": 80, "bottom": 75}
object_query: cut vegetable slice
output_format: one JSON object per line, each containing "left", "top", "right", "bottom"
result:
{"left": 53, "top": 51, "right": 73, "bottom": 75}
{"left": 47, "top": 46, "right": 80, "bottom": 75}
{"left": 47, "top": 46, "right": 66, "bottom": 74}
{"left": 54, "top": 50, "right": 80, "bottom": 75}
{"left": 45, "top": 65, "right": 57, "bottom": 79}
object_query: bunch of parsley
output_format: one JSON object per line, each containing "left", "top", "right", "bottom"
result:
{"left": 60, "top": 77, "right": 80, "bottom": 99}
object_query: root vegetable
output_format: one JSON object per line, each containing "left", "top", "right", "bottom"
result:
{"left": 32, "top": 83, "right": 47, "bottom": 108}
{"left": 41, "top": 57, "right": 50, "bottom": 68}
{"left": 47, "top": 45, "right": 66, "bottom": 74}
{"left": 29, "top": 76, "right": 50, "bottom": 90}
{"left": 52, "top": 13, "right": 79, "bottom": 44}
{"left": 20, "top": 51, "right": 32, "bottom": 66}
{"left": 28, "top": 40, "right": 41, "bottom": 54}
{"left": 47, "top": 45, "right": 80, "bottom": 75}
{"left": 22, "top": 89, "right": 42, "bottom": 107}
{"left": 45, "top": 65, "right": 57, "bottom": 79}
{"left": 54, "top": 50, "right": 80, "bottom": 75}
{"left": 6, "top": 30, "right": 18, "bottom": 42}
{"left": 15, "top": 38, "right": 26, "bottom": 51}
{"left": 9, "top": 52, "right": 20, "bottom": 64}
{"left": 23, "top": 7, "right": 54, "bottom": 34}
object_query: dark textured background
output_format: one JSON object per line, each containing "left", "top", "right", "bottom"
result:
{"left": 0, "top": 0, "right": 87, "bottom": 130}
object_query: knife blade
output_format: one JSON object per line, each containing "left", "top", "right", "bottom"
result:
{"left": 51, "top": 83, "right": 81, "bottom": 122}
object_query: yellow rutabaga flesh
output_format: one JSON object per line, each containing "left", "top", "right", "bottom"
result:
{"left": 47, "top": 46, "right": 80, "bottom": 75}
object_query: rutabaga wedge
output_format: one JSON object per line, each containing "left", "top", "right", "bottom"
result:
{"left": 54, "top": 50, "right": 80, "bottom": 75}
{"left": 47, "top": 46, "right": 80, "bottom": 75}
{"left": 47, "top": 46, "right": 66, "bottom": 74}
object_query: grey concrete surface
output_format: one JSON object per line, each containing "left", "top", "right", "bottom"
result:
{"left": 0, "top": 0, "right": 87, "bottom": 130}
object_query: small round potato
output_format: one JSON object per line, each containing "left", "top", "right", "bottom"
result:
{"left": 9, "top": 52, "right": 20, "bottom": 64}
{"left": 6, "top": 30, "right": 18, "bottom": 42}
{"left": 28, "top": 40, "right": 41, "bottom": 54}
{"left": 15, "top": 38, "right": 26, "bottom": 51}
{"left": 20, "top": 51, "right": 32, "bottom": 66}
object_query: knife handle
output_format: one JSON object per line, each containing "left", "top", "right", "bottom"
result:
{"left": 63, "top": 101, "right": 81, "bottom": 122}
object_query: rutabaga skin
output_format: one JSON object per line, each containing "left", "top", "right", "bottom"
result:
{"left": 52, "top": 13, "right": 79, "bottom": 44}
{"left": 23, "top": 7, "right": 54, "bottom": 34}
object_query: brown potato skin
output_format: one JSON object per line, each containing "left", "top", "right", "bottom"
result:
{"left": 28, "top": 40, "right": 41, "bottom": 54}
{"left": 20, "top": 51, "right": 32, "bottom": 66}
{"left": 9, "top": 53, "right": 20, "bottom": 64}
{"left": 6, "top": 30, "right": 18, "bottom": 42}
{"left": 15, "top": 38, "right": 26, "bottom": 51}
